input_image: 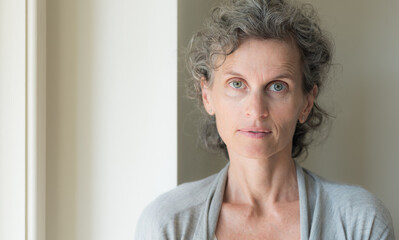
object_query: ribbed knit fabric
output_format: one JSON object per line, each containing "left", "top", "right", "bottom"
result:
{"left": 135, "top": 162, "right": 395, "bottom": 240}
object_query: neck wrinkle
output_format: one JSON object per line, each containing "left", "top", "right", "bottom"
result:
{"left": 224, "top": 155, "right": 299, "bottom": 208}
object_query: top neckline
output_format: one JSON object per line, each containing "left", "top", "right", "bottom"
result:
{"left": 195, "top": 160, "right": 308, "bottom": 240}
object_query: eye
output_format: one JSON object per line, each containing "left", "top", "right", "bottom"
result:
{"left": 229, "top": 80, "right": 244, "bottom": 89}
{"left": 269, "top": 82, "right": 287, "bottom": 92}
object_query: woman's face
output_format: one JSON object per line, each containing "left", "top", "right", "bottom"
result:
{"left": 201, "top": 38, "right": 317, "bottom": 160}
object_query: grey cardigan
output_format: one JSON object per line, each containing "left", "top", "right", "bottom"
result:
{"left": 135, "top": 162, "right": 395, "bottom": 239}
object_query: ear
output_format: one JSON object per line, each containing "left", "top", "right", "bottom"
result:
{"left": 299, "top": 85, "right": 318, "bottom": 123}
{"left": 200, "top": 78, "right": 214, "bottom": 115}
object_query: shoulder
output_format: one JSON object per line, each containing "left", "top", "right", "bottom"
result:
{"left": 143, "top": 173, "right": 217, "bottom": 219}
{"left": 304, "top": 168, "right": 388, "bottom": 214}
{"left": 135, "top": 173, "right": 218, "bottom": 239}
{"left": 303, "top": 168, "right": 395, "bottom": 239}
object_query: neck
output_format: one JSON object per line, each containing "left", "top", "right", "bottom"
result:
{"left": 224, "top": 150, "right": 299, "bottom": 208}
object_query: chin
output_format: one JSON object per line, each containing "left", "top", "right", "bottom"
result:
{"left": 230, "top": 143, "right": 290, "bottom": 160}
{"left": 236, "top": 146, "right": 276, "bottom": 160}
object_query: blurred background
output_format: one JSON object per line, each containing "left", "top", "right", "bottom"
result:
{"left": 1, "top": 0, "right": 398, "bottom": 239}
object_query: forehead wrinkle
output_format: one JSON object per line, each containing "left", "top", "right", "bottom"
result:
{"left": 270, "top": 62, "right": 299, "bottom": 80}
{"left": 216, "top": 40, "right": 302, "bottom": 82}
{"left": 218, "top": 62, "right": 300, "bottom": 85}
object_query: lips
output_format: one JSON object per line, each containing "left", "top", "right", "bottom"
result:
{"left": 238, "top": 128, "right": 272, "bottom": 139}
{"left": 238, "top": 128, "right": 272, "bottom": 133}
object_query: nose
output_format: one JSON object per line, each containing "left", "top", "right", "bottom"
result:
{"left": 245, "top": 91, "right": 269, "bottom": 119}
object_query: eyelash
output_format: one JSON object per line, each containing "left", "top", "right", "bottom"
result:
{"left": 228, "top": 80, "right": 288, "bottom": 92}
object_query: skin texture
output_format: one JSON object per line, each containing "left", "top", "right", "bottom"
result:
{"left": 201, "top": 38, "right": 317, "bottom": 239}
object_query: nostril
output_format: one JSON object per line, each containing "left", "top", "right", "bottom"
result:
{"left": 245, "top": 107, "right": 269, "bottom": 118}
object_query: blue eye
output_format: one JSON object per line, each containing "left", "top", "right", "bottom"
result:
{"left": 269, "top": 82, "right": 286, "bottom": 92}
{"left": 229, "top": 81, "right": 244, "bottom": 89}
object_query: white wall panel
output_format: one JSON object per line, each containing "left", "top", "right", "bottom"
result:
{"left": 0, "top": 0, "right": 26, "bottom": 239}
{"left": 1, "top": 0, "right": 46, "bottom": 239}
{"left": 46, "top": 0, "right": 177, "bottom": 239}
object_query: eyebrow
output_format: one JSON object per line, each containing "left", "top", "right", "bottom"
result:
{"left": 273, "top": 73, "right": 295, "bottom": 80}
{"left": 225, "top": 70, "right": 244, "bottom": 77}
{"left": 224, "top": 70, "right": 295, "bottom": 81}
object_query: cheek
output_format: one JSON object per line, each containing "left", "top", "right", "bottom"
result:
{"left": 214, "top": 91, "right": 243, "bottom": 117}
{"left": 213, "top": 96, "right": 242, "bottom": 139}
{"left": 271, "top": 102, "right": 300, "bottom": 132}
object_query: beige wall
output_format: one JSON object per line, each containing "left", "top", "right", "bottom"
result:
{"left": 178, "top": 0, "right": 399, "bottom": 233}
{"left": 303, "top": 0, "right": 399, "bottom": 233}
{"left": 178, "top": 0, "right": 227, "bottom": 184}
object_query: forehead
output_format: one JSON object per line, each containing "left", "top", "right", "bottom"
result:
{"left": 215, "top": 38, "right": 302, "bottom": 79}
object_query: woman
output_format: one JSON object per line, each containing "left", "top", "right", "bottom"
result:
{"left": 135, "top": 0, "right": 395, "bottom": 239}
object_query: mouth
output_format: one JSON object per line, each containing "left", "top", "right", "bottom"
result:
{"left": 238, "top": 128, "right": 272, "bottom": 139}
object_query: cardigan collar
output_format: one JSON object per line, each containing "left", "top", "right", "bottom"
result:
{"left": 193, "top": 161, "right": 309, "bottom": 240}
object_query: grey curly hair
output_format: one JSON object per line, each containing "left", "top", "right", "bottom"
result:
{"left": 186, "top": 0, "right": 333, "bottom": 159}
